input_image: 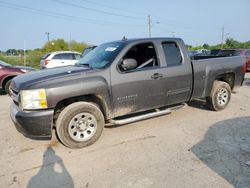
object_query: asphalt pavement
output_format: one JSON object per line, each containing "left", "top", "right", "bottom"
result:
{"left": 0, "top": 73, "right": 249, "bottom": 188}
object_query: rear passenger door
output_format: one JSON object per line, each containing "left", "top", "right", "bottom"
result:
{"left": 160, "top": 41, "right": 193, "bottom": 105}
{"left": 58, "top": 53, "right": 75, "bottom": 66}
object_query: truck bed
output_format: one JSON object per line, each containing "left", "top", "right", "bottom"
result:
{"left": 191, "top": 56, "right": 244, "bottom": 99}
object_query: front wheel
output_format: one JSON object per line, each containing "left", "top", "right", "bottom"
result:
{"left": 4, "top": 79, "right": 12, "bottom": 96}
{"left": 56, "top": 102, "right": 104, "bottom": 148}
{"left": 206, "top": 81, "right": 231, "bottom": 111}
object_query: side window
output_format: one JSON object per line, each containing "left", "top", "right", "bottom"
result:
{"left": 61, "top": 53, "right": 74, "bottom": 60}
{"left": 119, "top": 42, "right": 158, "bottom": 72}
{"left": 52, "top": 54, "right": 62, "bottom": 60}
{"left": 162, "top": 42, "right": 182, "bottom": 67}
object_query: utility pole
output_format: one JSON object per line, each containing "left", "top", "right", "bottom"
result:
{"left": 45, "top": 32, "right": 50, "bottom": 42}
{"left": 172, "top": 32, "right": 176, "bottom": 37}
{"left": 148, "top": 15, "right": 152, "bottom": 37}
{"left": 69, "top": 33, "right": 72, "bottom": 50}
{"left": 221, "top": 26, "right": 224, "bottom": 48}
{"left": 23, "top": 40, "right": 26, "bottom": 66}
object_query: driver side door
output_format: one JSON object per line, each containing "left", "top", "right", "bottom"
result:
{"left": 110, "top": 42, "right": 166, "bottom": 117}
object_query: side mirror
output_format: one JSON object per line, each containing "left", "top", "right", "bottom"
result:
{"left": 121, "top": 58, "right": 137, "bottom": 70}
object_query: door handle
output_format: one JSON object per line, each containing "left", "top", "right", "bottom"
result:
{"left": 151, "top": 73, "right": 163, "bottom": 79}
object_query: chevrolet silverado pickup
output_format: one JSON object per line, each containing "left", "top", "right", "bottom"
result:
{"left": 9, "top": 38, "right": 246, "bottom": 148}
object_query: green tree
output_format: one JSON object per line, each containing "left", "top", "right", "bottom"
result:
{"left": 26, "top": 49, "right": 44, "bottom": 68}
{"left": 203, "top": 43, "right": 210, "bottom": 49}
{"left": 242, "top": 40, "right": 250, "bottom": 48}
{"left": 225, "top": 38, "right": 240, "bottom": 48}
{"left": 42, "top": 39, "right": 69, "bottom": 53}
{"left": 69, "top": 40, "right": 89, "bottom": 53}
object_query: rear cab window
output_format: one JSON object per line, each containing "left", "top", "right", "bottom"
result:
{"left": 162, "top": 41, "right": 183, "bottom": 67}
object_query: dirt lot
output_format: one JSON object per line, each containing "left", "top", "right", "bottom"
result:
{"left": 0, "top": 73, "right": 250, "bottom": 188}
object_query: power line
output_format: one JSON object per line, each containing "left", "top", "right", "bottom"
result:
{"left": 79, "top": 0, "right": 146, "bottom": 17}
{"left": 52, "top": 0, "right": 144, "bottom": 20}
{"left": 77, "top": 0, "right": 195, "bottom": 31}
{"left": 0, "top": 1, "right": 146, "bottom": 27}
{"left": 0, "top": 0, "right": 208, "bottom": 41}
{"left": 0, "top": 0, "right": 197, "bottom": 34}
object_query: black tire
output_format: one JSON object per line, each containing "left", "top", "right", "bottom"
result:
{"left": 206, "top": 81, "right": 231, "bottom": 111}
{"left": 55, "top": 102, "right": 104, "bottom": 148}
{"left": 4, "top": 79, "right": 12, "bottom": 96}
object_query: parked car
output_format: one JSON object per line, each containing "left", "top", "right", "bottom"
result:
{"left": 82, "top": 46, "right": 97, "bottom": 57}
{"left": 40, "top": 51, "right": 82, "bottom": 69}
{"left": 188, "top": 49, "right": 210, "bottom": 59}
{"left": 210, "top": 49, "right": 221, "bottom": 56}
{"left": 10, "top": 38, "right": 245, "bottom": 148}
{"left": 216, "top": 49, "right": 243, "bottom": 57}
{"left": 0, "top": 60, "right": 35, "bottom": 94}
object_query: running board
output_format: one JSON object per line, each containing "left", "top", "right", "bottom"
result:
{"left": 108, "top": 103, "right": 186, "bottom": 126}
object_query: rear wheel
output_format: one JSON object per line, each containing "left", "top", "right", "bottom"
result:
{"left": 56, "top": 102, "right": 104, "bottom": 148}
{"left": 206, "top": 81, "right": 231, "bottom": 111}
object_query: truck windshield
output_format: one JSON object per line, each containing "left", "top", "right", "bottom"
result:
{"left": 77, "top": 42, "right": 125, "bottom": 69}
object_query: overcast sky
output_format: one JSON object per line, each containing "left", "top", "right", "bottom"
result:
{"left": 0, "top": 0, "right": 249, "bottom": 50}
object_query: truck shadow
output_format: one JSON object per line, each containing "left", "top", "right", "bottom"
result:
{"left": 27, "top": 147, "right": 74, "bottom": 188}
{"left": 191, "top": 117, "right": 250, "bottom": 188}
{"left": 187, "top": 99, "right": 209, "bottom": 111}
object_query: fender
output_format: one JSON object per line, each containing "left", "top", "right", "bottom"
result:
{"left": 46, "top": 76, "right": 113, "bottom": 119}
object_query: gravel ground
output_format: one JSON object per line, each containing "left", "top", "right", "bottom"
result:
{"left": 0, "top": 73, "right": 249, "bottom": 188}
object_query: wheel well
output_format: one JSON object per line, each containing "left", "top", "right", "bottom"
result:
{"left": 215, "top": 73, "right": 235, "bottom": 89}
{"left": 2, "top": 76, "right": 15, "bottom": 88}
{"left": 53, "top": 95, "right": 107, "bottom": 123}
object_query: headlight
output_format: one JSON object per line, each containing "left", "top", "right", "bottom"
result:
{"left": 20, "top": 89, "right": 48, "bottom": 110}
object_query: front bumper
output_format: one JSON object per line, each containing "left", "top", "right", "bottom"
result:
{"left": 10, "top": 102, "right": 54, "bottom": 140}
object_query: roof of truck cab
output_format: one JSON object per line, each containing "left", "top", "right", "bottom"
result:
{"left": 107, "top": 37, "right": 183, "bottom": 44}
{"left": 50, "top": 51, "right": 81, "bottom": 54}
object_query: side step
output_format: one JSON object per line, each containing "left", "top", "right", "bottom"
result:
{"left": 108, "top": 103, "right": 186, "bottom": 126}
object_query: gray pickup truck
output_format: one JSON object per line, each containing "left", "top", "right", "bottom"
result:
{"left": 9, "top": 38, "right": 245, "bottom": 148}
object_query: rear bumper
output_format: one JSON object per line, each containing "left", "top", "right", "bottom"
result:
{"left": 10, "top": 102, "right": 54, "bottom": 140}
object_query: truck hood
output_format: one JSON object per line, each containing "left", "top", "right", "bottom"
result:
{"left": 12, "top": 65, "right": 94, "bottom": 90}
